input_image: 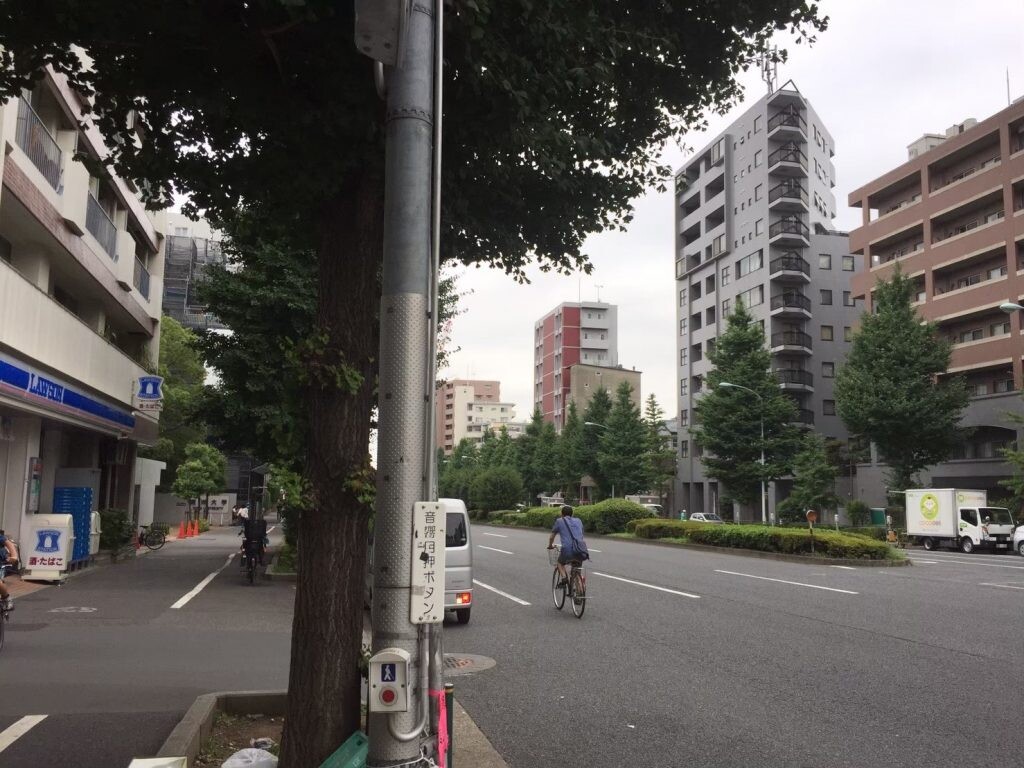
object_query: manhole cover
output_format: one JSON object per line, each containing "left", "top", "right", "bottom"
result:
{"left": 443, "top": 653, "right": 496, "bottom": 677}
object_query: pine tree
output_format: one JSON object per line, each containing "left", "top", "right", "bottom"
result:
{"left": 476, "top": 428, "right": 498, "bottom": 469}
{"left": 776, "top": 434, "right": 839, "bottom": 522}
{"left": 643, "top": 394, "right": 677, "bottom": 506}
{"left": 532, "top": 420, "right": 561, "bottom": 500}
{"left": 558, "top": 401, "right": 585, "bottom": 501}
{"left": 690, "top": 299, "right": 800, "bottom": 508}
{"left": 834, "top": 268, "right": 969, "bottom": 491}
{"left": 598, "top": 381, "right": 649, "bottom": 497}
{"left": 492, "top": 426, "right": 517, "bottom": 469}
{"left": 581, "top": 386, "right": 613, "bottom": 494}
{"left": 515, "top": 409, "right": 545, "bottom": 505}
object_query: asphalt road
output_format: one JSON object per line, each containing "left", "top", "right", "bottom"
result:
{"left": 0, "top": 525, "right": 293, "bottom": 768}
{"left": 449, "top": 525, "right": 1024, "bottom": 768}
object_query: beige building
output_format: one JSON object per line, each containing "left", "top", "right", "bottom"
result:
{"left": 436, "top": 379, "right": 508, "bottom": 453}
{"left": 568, "top": 363, "right": 641, "bottom": 414}
{"left": 0, "top": 66, "right": 166, "bottom": 543}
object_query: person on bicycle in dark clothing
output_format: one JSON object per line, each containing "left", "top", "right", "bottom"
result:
{"left": 547, "top": 505, "right": 589, "bottom": 587}
{"left": 239, "top": 516, "right": 268, "bottom": 566}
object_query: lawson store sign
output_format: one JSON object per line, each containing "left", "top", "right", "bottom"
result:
{"left": 0, "top": 352, "right": 135, "bottom": 431}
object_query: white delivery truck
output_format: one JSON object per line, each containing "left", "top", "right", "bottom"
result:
{"left": 905, "top": 488, "right": 1016, "bottom": 553}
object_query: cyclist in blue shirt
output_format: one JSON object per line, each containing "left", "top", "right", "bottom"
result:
{"left": 547, "top": 505, "right": 589, "bottom": 587}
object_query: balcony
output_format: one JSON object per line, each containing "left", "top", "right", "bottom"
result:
{"left": 768, "top": 217, "right": 810, "bottom": 247}
{"left": 767, "top": 144, "right": 807, "bottom": 176}
{"left": 86, "top": 193, "right": 118, "bottom": 260}
{"left": 767, "top": 109, "right": 807, "bottom": 141}
{"left": 932, "top": 206, "right": 1004, "bottom": 246}
{"left": 768, "top": 181, "right": 808, "bottom": 212}
{"left": 133, "top": 257, "right": 151, "bottom": 300}
{"left": 769, "top": 253, "right": 810, "bottom": 284}
{"left": 791, "top": 408, "right": 815, "bottom": 426}
{"left": 15, "top": 97, "right": 63, "bottom": 192}
{"left": 770, "top": 291, "right": 812, "bottom": 318}
{"left": 774, "top": 369, "right": 814, "bottom": 390}
{"left": 770, "top": 330, "right": 812, "bottom": 355}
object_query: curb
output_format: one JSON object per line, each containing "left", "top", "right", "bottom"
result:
{"left": 264, "top": 552, "right": 297, "bottom": 582}
{"left": 476, "top": 524, "right": 911, "bottom": 567}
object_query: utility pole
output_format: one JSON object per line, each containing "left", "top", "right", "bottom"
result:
{"left": 356, "top": 0, "right": 442, "bottom": 765}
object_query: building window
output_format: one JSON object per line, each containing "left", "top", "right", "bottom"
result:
{"left": 972, "top": 383, "right": 989, "bottom": 396}
{"left": 680, "top": 318, "right": 687, "bottom": 336}
{"left": 994, "top": 378, "right": 1014, "bottom": 393}
{"left": 820, "top": 289, "right": 832, "bottom": 305}
{"left": 754, "top": 184, "right": 763, "bottom": 202}
{"left": 679, "top": 287, "right": 687, "bottom": 306}
{"left": 692, "top": 375, "right": 703, "bottom": 393}
{"left": 680, "top": 440, "right": 689, "bottom": 458}
{"left": 821, "top": 325, "right": 834, "bottom": 341}
{"left": 822, "top": 362, "right": 835, "bottom": 378}
{"left": 754, "top": 115, "right": 762, "bottom": 133}
{"left": 843, "top": 291, "right": 855, "bottom": 307}
{"left": 693, "top": 282, "right": 702, "bottom": 300}
{"left": 736, "top": 249, "right": 763, "bottom": 277}
{"left": 844, "top": 326, "right": 852, "bottom": 342}
{"left": 706, "top": 275, "right": 716, "bottom": 293}
{"left": 722, "top": 298, "right": 731, "bottom": 316}
{"left": 989, "top": 321, "right": 1010, "bottom": 337}
{"left": 755, "top": 219, "right": 764, "bottom": 236}
{"left": 692, "top": 312, "right": 702, "bottom": 331}
{"left": 680, "top": 379, "right": 688, "bottom": 396}
{"left": 819, "top": 254, "right": 832, "bottom": 270}
{"left": 706, "top": 307, "right": 716, "bottom": 325}
{"left": 680, "top": 409, "right": 689, "bottom": 426}
{"left": 988, "top": 265, "right": 1008, "bottom": 280}
{"left": 174, "top": 227, "right": 189, "bottom": 236}
{"left": 692, "top": 343, "right": 703, "bottom": 363}
{"left": 680, "top": 348, "right": 688, "bottom": 366}
{"left": 737, "top": 284, "right": 764, "bottom": 308}
{"left": 842, "top": 255, "right": 855, "bottom": 271}
{"left": 721, "top": 265, "right": 731, "bottom": 286}
{"left": 823, "top": 400, "right": 836, "bottom": 416}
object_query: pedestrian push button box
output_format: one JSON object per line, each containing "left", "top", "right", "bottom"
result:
{"left": 368, "top": 647, "right": 411, "bottom": 713}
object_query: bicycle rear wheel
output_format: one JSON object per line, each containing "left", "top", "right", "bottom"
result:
{"left": 570, "top": 571, "right": 586, "bottom": 618}
{"left": 145, "top": 531, "right": 167, "bottom": 551}
{"left": 551, "top": 568, "right": 565, "bottom": 610}
{"left": 247, "top": 559, "right": 256, "bottom": 585}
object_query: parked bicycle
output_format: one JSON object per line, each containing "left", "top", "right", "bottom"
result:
{"left": 549, "top": 545, "right": 586, "bottom": 618}
{"left": 138, "top": 524, "right": 168, "bottom": 551}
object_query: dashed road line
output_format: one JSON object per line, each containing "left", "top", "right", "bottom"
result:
{"left": 171, "top": 553, "right": 236, "bottom": 609}
{"left": 979, "top": 583, "right": 1024, "bottom": 591}
{"left": 472, "top": 579, "right": 531, "bottom": 606}
{"left": 829, "top": 565, "right": 856, "bottom": 570}
{"left": 477, "top": 545, "right": 514, "bottom": 555}
{"left": 0, "top": 715, "right": 47, "bottom": 754}
{"left": 592, "top": 572, "right": 700, "bottom": 599}
{"left": 481, "top": 532, "right": 508, "bottom": 538}
{"left": 715, "top": 569, "right": 859, "bottom": 595}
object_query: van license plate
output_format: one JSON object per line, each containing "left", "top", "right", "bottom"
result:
{"left": 996, "top": 543, "right": 1007, "bottom": 548}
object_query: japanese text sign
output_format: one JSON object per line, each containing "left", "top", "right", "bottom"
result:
{"left": 410, "top": 502, "right": 446, "bottom": 624}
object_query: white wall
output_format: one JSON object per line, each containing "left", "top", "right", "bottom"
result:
{"left": 0, "top": 413, "right": 41, "bottom": 542}
{"left": 133, "top": 458, "right": 165, "bottom": 527}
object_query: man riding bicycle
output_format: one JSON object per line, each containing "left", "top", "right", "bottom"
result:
{"left": 547, "top": 505, "right": 589, "bottom": 586}
{"left": 0, "top": 532, "right": 20, "bottom": 611}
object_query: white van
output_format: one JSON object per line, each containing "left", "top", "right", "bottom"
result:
{"left": 365, "top": 498, "right": 474, "bottom": 624}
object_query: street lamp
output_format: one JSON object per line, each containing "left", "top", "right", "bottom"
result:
{"left": 999, "top": 301, "right": 1024, "bottom": 313}
{"left": 718, "top": 382, "right": 768, "bottom": 526}
{"left": 583, "top": 421, "right": 614, "bottom": 499}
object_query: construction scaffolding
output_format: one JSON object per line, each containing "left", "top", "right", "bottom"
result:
{"left": 162, "top": 234, "right": 226, "bottom": 330}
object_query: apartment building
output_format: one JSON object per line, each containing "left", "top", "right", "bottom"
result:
{"left": 435, "top": 379, "right": 512, "bottom": 453}
{"left": 0, "top": 68, "right": 166, "bottom": 542}
{"left": 674, "top": 83, "right": 858, "bottom": 520}
{"left": 848, "top": 98, "right": 1024, "bottom": 503}
{"left": 567, "top": 362, "right": 641, "bottom": 413}
{"left": 163, "top": 212, "right": 225, "bottom": 331}
{"left": 534, "top": 301, "right": 619, "bottom": 429}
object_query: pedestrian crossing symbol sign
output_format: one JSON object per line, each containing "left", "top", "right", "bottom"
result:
{"left": 381, "top": 663, "right": 396, "bottom": 682}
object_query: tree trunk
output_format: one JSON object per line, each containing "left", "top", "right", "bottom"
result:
{"left": 279, "top": 165, "right": 383, "bottom": 767}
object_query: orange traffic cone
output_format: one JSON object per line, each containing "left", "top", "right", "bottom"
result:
{"left": 178, "top": 521, "right": 186, "bottom": 540}
{"left": 191, "top": 520, "right": 198, "bottom": 537}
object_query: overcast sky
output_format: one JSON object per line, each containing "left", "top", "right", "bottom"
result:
{"left": 439, "top": 0, "right": 1024, "bottom": 423}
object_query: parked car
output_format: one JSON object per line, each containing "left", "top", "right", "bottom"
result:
{"left": 1014, "top": 523, "right": 1024, "bottom": 557}
{"left": 688, "top": 512, "right": 724, "bottom": 524}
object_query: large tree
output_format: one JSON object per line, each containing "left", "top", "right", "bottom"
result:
{"left": 690, "top": 299, "right": 800, "bottom": 510}
{"left": 558, "top": 401, "right": 586, "bottom": 501}
{"left": 643, "top": 394, "right": 677, "bottom": 506}
{"left": 581, "top": 386, "right": 614, "bottom": 495}
{"left": 776, "top": 433, "right": 839, "bottom": 523}
{"left": 0, "top": 3, "right": 827, "bottom": 762}
{"left": 598, "top": 381, "right": 649, "bottom": 497}
{"left": 835, "top": 268, "right": 969, "bottom": 492}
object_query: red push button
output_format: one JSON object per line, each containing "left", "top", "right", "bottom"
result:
{"left": 380, "top": 687, "right": 397, "bottom": 706}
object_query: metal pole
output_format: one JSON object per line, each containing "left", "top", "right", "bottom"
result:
{"left": 370, "top": 0, "right": 436, "bottom": 763}
{"left": 444, "top": 683, "right": 454, "bottom": 768}
{"left": 760, "top": 415, "right": 767, "bottom": 526}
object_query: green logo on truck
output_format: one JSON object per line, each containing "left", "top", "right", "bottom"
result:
{"left": 920, "top": 493, "right": 940, "bottom": 520}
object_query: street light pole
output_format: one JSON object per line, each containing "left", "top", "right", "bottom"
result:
{"left": 718, "top": 382, "right": 767, "bottom": 525}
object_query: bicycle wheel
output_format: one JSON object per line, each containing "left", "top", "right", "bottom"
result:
{"left": 570, "top": 571, "right": 586, "bottom": 618}
{"left": 247, "top": 559, "right": 255, "bottom": 585}
{"left": 145, "top": 531, "right": 167, "bottom": 551}
{"left": 551, "top": 568, "right": 565, "bottom": 610}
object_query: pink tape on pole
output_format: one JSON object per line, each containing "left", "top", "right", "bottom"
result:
{"left": 430, "top": 689, "right": 449, "bottom": 768}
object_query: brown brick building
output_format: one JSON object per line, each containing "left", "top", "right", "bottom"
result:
{"left": 847, "top": 98, "right": 1024, "bottom": 502}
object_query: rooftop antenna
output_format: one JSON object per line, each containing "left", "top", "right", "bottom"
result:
{"left": 759, "top": 47, "right": 778, "bottom": 95}
{"left": 1008, "top": 67, "right": 1012, "bottom": 106}
{"left": 595, "top": 284, "right": 604, "bottom": 302}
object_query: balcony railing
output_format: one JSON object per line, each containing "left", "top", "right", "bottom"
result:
{"left": 15, "top": 97, "right": 63, "bottom": 191}
{"left": 771, "top": 331, "right": 812, "bottom": 349}
{"left": 769, "top": 217, "right": 810, "bottom": 240}
{"left": 768, "top": 181, "right": 808, "bottom": 206}
{"left": 133, "top": 257, "right": 151, "bottom": 299}
{"left": 793, "top": 408, "right": 815, "bottom": 425}
{"left": 767, "top": 144, "right": 807, "bottom": 170}
{"left": 770, "top": 292, "right": 812, "bottom": 312}
{"left": 770, "top": 254, "right": 810, "bottom": 276}
{"left": 767, "top": 110, "right": 806, "bottom": 134}
{"left": 774, "top": 369, "right": 814, "bottom": 387}
{"left": 86, "top": 193, "right": 118, "bottom": 259}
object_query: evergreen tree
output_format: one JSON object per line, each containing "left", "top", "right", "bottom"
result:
{"left": 581, "top": 386, "right": 613, "bottom": 494}
{"left": 835, "top": 268, "right": 969, "bottom": 491}
{"left": 476, "top": 428, "right": 498, "bottom": 469}
{"left": 532, "top": 420, "right": 561, "bottom": 499}
{"left": 470, "top": 466, "right": 524, "bottom": 512}
{"left": 776, "top": 434, "right": 839, "bottom": 522}
{"left": 438, "top": 439, "right": 478, "bottom": 504}
{"left": 690, "top": 299, "right": 800, "bottom": 508}
{"left": 642, "top": 394, "right": 677, "bottom": 505}
{"left": 558, "top": 402, "right": 586, "bottom": 501}
{"left": 492, "top": 427, "right": 518, "bottom": 469}
{"left": 515, "top": 410, "right": 544, "bottom": 505}
{"left": 598, "top": 381, "right": 649, "bottom": 497}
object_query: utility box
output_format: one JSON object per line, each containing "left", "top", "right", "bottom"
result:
{"left": 21, "top": 514, "right": 75, "bottom": 582}
{"left": 368, "top": 647, "right": 411, "bottom": 713}
{"left": 89, "top": 511, "right": 101, "bottom": 556}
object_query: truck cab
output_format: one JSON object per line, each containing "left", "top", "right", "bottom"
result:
{"left": 955, "top": 505, "right": 1015, "bottom": 553}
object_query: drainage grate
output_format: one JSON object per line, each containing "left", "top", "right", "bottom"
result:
{"left": 443, "top": 653, "right": 496, "bottom": 677}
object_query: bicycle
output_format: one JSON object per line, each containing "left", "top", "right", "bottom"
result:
{"left": 549, "top": 545, "right": 586, "bottom": 618}
{"left": 239, "top": 538, "right": 262, "bottom": 585}
{"left": 0, "top": 564, "right": 15, "bottom": 653}
{"left": 138, "top": 524, "right": 167, "bottom": 551}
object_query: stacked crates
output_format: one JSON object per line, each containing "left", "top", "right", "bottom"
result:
{"left": 52, "top": 487, "right": 94, "bottom": 564}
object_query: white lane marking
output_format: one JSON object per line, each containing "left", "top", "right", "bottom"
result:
{"left": 915, "top": 560, "right": 938, "bottom": 564}
{"left": 715, "top": 569, "right": 859, "bottom": 595}
{"left": 0, "top": 715, "right": 47, "bottom": 754}
{"left": 472, "top": 579, "right": 531, "bottom": 606}
{"left": 906, "top": 557, "right": 1024, "bottom": 571}
{"left": 980, "top": 583, "right": 1024, "bottom": 591}
{"left": 589, "top": 549, "right": 603, "bottom": 553}
{"left": 267, "top": 525, "right": 277, "bottom": 533}
{"left": 829, "top": 565, "right": 856, "bottom": 570}
{"left": 171, "top": 554, "right": 236, "bottom": 609}
{"left": 481, "top": 532, "right": 508, "bottom": 538}
{"left": 477, "top": 545, "right": 514, "bottom": 555}
{"left": 592, "top": 571, "right": 700, "bottom": 599}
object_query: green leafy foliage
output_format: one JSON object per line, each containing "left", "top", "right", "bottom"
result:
{"left": 470, "top": 466, "right": 524, "bottom": 513}
{"left": 776, "top": 434, "right": 839, "bottom": 522}
{"left": 99, "top": 509, "right": 133, "bottom": 550}
{"left": 598, "top": 382, "right": 649, "bottom": 497}
{"left": 643, "top": 394, "right": 676, "bottom": 504}
{"left": 581, "top": 386, "right": 613, "bottom": 492}
{"left": 845, "top": 500, "right": 872, "bottom": 527}
{"left": 557, "top": 402, "right": 585, "bottom": 500}
{"left": 515, "top": 410, "right": 559, "bottom": 504}
{"left": 493, "top": 499, "right": 654, "bottom": 535}
{"left": 835, "top": 268, "right": 969, "bottom": 491}
{"left": 690, "top": 299, "right": 801, "bottom": 506}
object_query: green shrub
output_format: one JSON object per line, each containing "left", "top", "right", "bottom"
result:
{"left": 522, "top": 507, "right": 560, "bottom": 528}
{"left": 470, "top": 466, "right": 524, "bottom": 512}
{"left": 632, "top": 519, "right": 890, "bottom": 559}
{"left": 845, "top": 500, "right": 871, "bottom": 527}
{"left": 99, "top": 508, "right": 133, "bottom": 550}
{"left": 280, "top": 504, "right": 301, "bottom": 547}
{"left": 197, "top": 518, "right": 211, "bottom": 533}
{"left": 841, "top": 526, "right": 886, "bottom": 541}
{"left": 885, "top": 505, "right": 906, "bottom": 529}
{"left": 577, "top": 499, "right": 656, "bottom": 534}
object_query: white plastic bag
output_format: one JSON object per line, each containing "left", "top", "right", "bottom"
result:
{"left": 221, "top": 748, "right": 278, "bottom": 768}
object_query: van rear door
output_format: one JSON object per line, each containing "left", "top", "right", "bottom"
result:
{"left": 442, "top": 500, "right": 472, "bottom": 609}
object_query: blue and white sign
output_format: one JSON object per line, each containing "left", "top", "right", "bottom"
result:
{"left": 133, "top": 375, "right": 164, "bottom": 413}
{"left": 381, "top": 663, "right": 396, "bottom": 683}
{"left": 35, "top": 529, "right": 62, "bottom": 553}
{"left": 24, "top": 514, "right": 74, "bottom": 581}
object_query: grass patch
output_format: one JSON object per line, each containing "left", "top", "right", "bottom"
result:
{"left": 195, "top": 712, "right": 282, "bottom": 766}
{"left": 272, "top": 543, "right": 297, "bottom": 574}
{"left": 605, "top": 532, "right": 636, "bottom": 539}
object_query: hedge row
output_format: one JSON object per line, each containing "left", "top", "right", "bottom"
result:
{"left": 631, "top": 519, "right": 891, "bottom": 560}
{"left": 485, "top": 499, "right": 657, "bottom": 535}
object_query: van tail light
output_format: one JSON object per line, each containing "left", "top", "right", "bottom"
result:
{"left": 455, "top": 592, "right": 471, "bottom": 605}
